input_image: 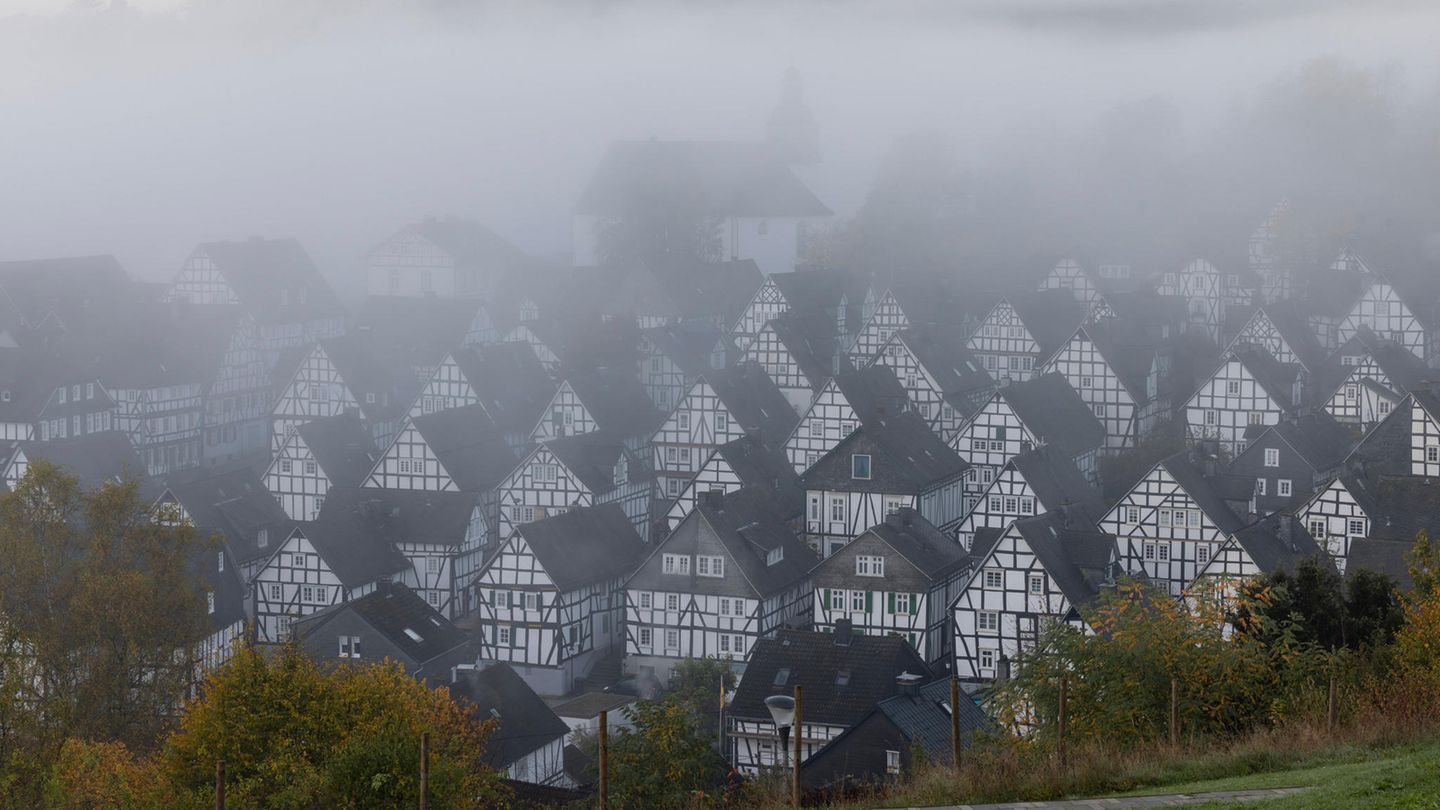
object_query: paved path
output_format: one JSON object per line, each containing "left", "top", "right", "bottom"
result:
{"left": 891, "top": 786, "right": 1310, "bottom": 810}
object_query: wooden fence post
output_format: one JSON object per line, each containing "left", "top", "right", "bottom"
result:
{"left": 1328, "top": 671, "right": 1338, "bottom": 734}
{"left": 950, "top": 676, "right": 962, "bottom": 772}
{"left": 1170, "top": 677, "right": 1180, "bottom": 748}
{"left": 1057, "top": 675, "right": 1068, "bottom": 769}
{"left": 419, "top": 731, "right": 429, "bottom": 810}
{"left": 599, "top": 710, "right": 609, "bottom": 809}
{"left": 215, "top": 760, "right": 225, "bottom": 810}
{"left": 792, "top": 684, "right": 803, "bottom": 808}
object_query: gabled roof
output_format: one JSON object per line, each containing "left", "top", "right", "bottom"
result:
{"left": 1345, "top": 395, "right": 1431, "bottom": 480}
{"left": 1009, "top": 511, "right": 1119, "bottom": 612}
{"left": 318, "top": 334, "right": 419, "bottom": 423}
{"left": 728, "top": 627, "right": 934, "bottom": 726}
{"left": 765, "top": 308, "right": 838, "bottom": 389}
{"left": 190, "top": 238, "right": 345, "bottom": 322}
{"left": 1227, "top": 514, "right": 1325, "bottom": 577}
{"left": 1157, "top": 450, "right": 1249, "bottom": 535}
{"left": 542, "top": 431, "right": 630, "bottom": 494}
{"left": 451, "top": 342, "right": 557, "bottom": 436}
{"left": 160, "top": 467, "right": 295, "bottom": 567}
{"left": 1078, "top": 316, "right": 1164, "bottom": 399}
{"left": 1316, "top": 330, "right": 1436, "bottom": 403}
{"left": 295, "top": 581, "right": 470, "bottom": 665}
{"left": 514, "top": 503, "right": 646, "bottom": 592}
{"left": 1347, "top": 538, "right": 1414, "bottom": 590}
{"left": 1224, "top": 301, "right": 1327, "bottom": 371}
{"left": 894, "top": 325, "right": 993, "bottom": 407}
{"left": 577, "top": 140, "right": 831, "bottom": 218}
{"left": 1008, "top": 289, "right": 1088, "bottom": 360}
{"left": 702, "top": 362, "right": 798, "bottom": 442}
{"left": 1255, "top": 411, "right": 1356, "bottom": 473}
{"left": 295, "top": 412, "right": 376, "bottom": 488}
{"left": 1231, "top": 345, "right": 1302, "bottom": 412}
{"left": 0, "top": 255, "right": 131, "bottom": 329}
{"left": 408, "top": 217, "right": 529, "bottom": 271}
{"left": 4, "top": 431, "right": 155, "bottom": 497}
{"left": 770, "top": 267, "right": 859, "bottom": 316}
{"left": 451, "top": 663, "right": 570, "bottom": 766}
{"left": 846, "top": 508, "right": 969, "bottom": 582}
{"left": 642, "top": 321, "right": 729, "bottom": 379}
{"left": 645, "top": 486, "right": 814, "bottom": 596}
{"left": 830, "top": 365, "right": 912, "bottom": 428}
{"left": 299, "top": 488, "right": 470, "bottom": 586}
{"left": 408, "top": 405, "right": 518, "bottom": 492}
{"left": 998, "top": 372, "right": 1106, "bottom": 459}
{"left": 564, "top": 366, "right": 664, "bottom": 439}
{"left": 1358, "top": 476, "right": 1440, "bottom": 546}
{"left": 873, "top": 677, "right": 992, "bottom": 761}
{"left": 803, "top": 410, "right": 967, "bottom": 492}
{"left": 1008, "top": 445, "right": 1105, "bottom": 521}
{"left": 711, "top": 435, "right": 804, "bottom": 516}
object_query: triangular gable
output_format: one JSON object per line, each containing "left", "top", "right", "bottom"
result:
{"left": 529, "top": 380, "right": 595, "bottom": 443}
{"left": 1099, "top": 463, "right": 1219, "bottom": 538}
{"left": 408, "top": 352, "right": 480, "bottom": 419}
{"left": 362, "top": 419, "right": 458, "bottom": 492}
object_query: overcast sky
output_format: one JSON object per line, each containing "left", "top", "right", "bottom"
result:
{"left": 3, "top": 0, "right": 1438, "bottom": 288}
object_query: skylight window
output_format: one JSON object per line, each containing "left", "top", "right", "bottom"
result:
{"left": 773, "top": 667, "right": 790, "bottom": 687}
{"left": 402, "top": 628, "right": 423, "bottom": 643}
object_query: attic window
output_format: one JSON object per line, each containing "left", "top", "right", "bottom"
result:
{"left": 402, "top": 628, "right": 423, "bottom": 643}
{"left": 773, "top": 667, "right": 790, "bottom": 687}
{"left": 851, "top": 454, "right": 872, "bottom": 480}
{"left": 766, "top": 546, "right": 784, "bottom": 566}
{"left": 835, "top": 669, "right": 851, "bottom": 687}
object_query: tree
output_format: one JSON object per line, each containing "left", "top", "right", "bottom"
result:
{"left": 0, "top": 461, "right": 213, "bottom": 804}
{"left": 669, "top": 656, "right": 736, "bottom": 740}
{"left": 605, "top": 696, "right": 732, "bottom": 809}
{"left": 592, "top": 157, "right": 722, "bottom": 267}
{"left": 163, "top": 644, "right": 507, "bottom": 809}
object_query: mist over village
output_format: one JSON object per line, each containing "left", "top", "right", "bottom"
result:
{"left": 4, "top": 1, "right": 1440, "bottom": 808}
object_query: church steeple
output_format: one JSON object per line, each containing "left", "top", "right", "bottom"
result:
{"left": 767, "top": 66, "right": 819, "bottom": 165}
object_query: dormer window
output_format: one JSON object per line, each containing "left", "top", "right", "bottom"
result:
{"left": 257, "top": 528, "right": 269, "bottom": 548}
{"left": 766, "top": 546, "right": 784, "bottom": 566}
{"left": 851, "top": 454, "right": 872, "bottom": 480}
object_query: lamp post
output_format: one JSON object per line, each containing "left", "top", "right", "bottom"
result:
{"left": 766, "top": 686, "right": 800, "bottom": 801}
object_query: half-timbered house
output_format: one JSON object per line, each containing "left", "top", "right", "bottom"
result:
{"left": 1189, "top": 514, "right": 1325, "bottom": 609}
{"left": 744, "top": 308, "right": 842, "bottom": 413}
{"left": 1227, "top": 411, "right": 1355, "bottom": 516}
{"left": 1182, "top": 346, "right": 1302, "bottom": 457}
{"left": 1098, "top": 448, "right": 1252, "bottom": 596}
{"left": 1, "top": 430, "right": 154, "bottom": 496}
{"left": 650, "top": 362, "right": 797, "bottom": 500}
{"left": 365, "top": 217, "right": 529, "bottom": 300}
{"left": 624, "top": 487, "right": 815, "bottom": 683}
{"left": 1154, "top": 259, "right": 1254, "bottom": 343}
{"left": 1315, "top": 331, "right": 1432, "bottom": 430}
{"left": 529, "top": 366, "right": 663, "bottom": 451}
{"left": 1041, "top": 314, "right": 1175, "bottom": 452}
{"left": 264, "top": 411, "right": 377, "bottom": 521}
{"left": 965, "top": 290, "right": 1085, "bottom": 384}
{"left": 784, "top": 364, "right": 911, "bottom": 474}
{"left": 156, "top": 466, "right": 296, "bottom": 587}
{"left": 801, "top": 410, "right": 968, "bottom": 557}
{"left": 639, "top": 322, "right": 731, "bottom": 414}
{"left": 408, "top": 342, "right": 556, "bottom": 454}
{"left": 871, "top": 324, "right": 993, "bottom": 440}
{"left": 1306, "top": 250, "right": 1430, "bottom": 360}
{"left": 452, "top": 663, "right": 572, "bottom": 786}
{"left": 472, "top": 504, "right": 645, "bottom": 696}
{"left": 952, "top": 511, "right": 1120, "bottom": 683}
{"left": 270, "top": 336, "right": 415, "bottom": 454}
{"left": 954, "top": 446, "right": 1105, "bottom": 550}
{"left": 293, "top": 581, "right": 475, "bottom": 682}
{"left": 495, "top": 431, "right": 652, "bottom": 543}
{"left": 810, "top": 509, "right": 969, "bottom": 668}
{"left": 949, "top": 372, "right": 1105, "bottom": 510}
{"left": 726, "top": 624, "right": 933, "bottom": 774}
{"left": 664, "top": 434, "right": 804, "bottom": 530}
{"left": 1223, "top": 302, "right": 1328, "bottom": 375}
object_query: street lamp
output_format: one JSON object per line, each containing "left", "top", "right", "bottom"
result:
{"left": 764, "top": 694, "right": 796, "bottom": 769}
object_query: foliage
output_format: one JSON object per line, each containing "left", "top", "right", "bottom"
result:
{"left": 0, "top": 461, "right": 213, "bottom": 804}
{"left": 1234, "top": 558, "right": 1402, "bottom": 652}
{"left": 670, "top": 656, "right": 737, "bottom": 739}
{"left": 45, "top": 738, "right": 181, "bottom": 810}
{"left": 592, "top": 158, "right": 723, "bottom": 267}
{"left": 991, "top": 579, "right": 1332, "bottom": 747}
{"left": 607, "top": 695, "right": 732, "bottom": 809}
{"left": 163, "top": 643, "right": 507, "bottom": 809}
{"left": 1404, "top": 529, "right": 1440, "bottom": 599}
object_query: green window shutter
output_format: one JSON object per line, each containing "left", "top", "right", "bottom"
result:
{"left": 910, "top": 593, "right": 920, "bottom": 615}
{"left": 887, "top": 592, "right": 896, "bottom": 614}
{"left": 822, "top": 588, "right": 831, "bottom": 610}
{"left": 865, "top": 591, "right": 873, "bottom": 612}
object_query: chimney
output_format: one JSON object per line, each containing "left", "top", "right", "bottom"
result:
{"left": 895, "top": 671, "right": 922, "bottom": 697}
{"left": 702, "top": 489, "right": 725, "bottom": 511}
{"left": 833, "top": 618, "right": 853, "bottom": 647}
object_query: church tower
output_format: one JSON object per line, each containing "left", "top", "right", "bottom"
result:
{"left": 766, "top": 66, "right": 820, "bottom": 165}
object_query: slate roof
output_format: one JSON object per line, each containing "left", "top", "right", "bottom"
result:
{"left": 851, "top": 509, "right": 970, "bottom": 582}
{"left": 895, "top": 325, "right": 994, "bottom": 413}
{"left": 300, "top": 487, "right": 474, "bottom": 586}
{"left": 61, "top": 305, "right": 238, "bottom": 390}
{"left": 1008, "top": 289, "right": 1088, "bottom": 360}
{"left": 1224, "top": 302, "right": 1328, "bottom": 371}
{"left": 1313, "top": 329, "right": 1435, "bottom": 404}
{"left": 712, "top": 435, "right": 804, "bottom": 516}
{"left": 1232, "top": 345, "right": 1302, "bottom": 412}
{"left": 597, "top": 258, "right": 764, "bottom": 326}
{"left": 1080, "top": 317, "right": 1164, "bottom": 400}
{"left": 1009, "top": 512, "right": 1119, "bottom": 612}
{"left": 548, "top": 691, "right": 637, "bottom": 721}
{"left": 513, "top": 503, "right": 646, "bottom": 592}
{"left": 803, "top": 410, "right": 968, "bottom": 493}
{"left": 728, "top": 627, "right": 935, "bottom": 727}
{"left": 408, "top": 218, "right": 529, "bottom": 273}
{"left": 192, "top": 238, "right": 345, "bottom": 322}
{"left": 319, "top": 334, "right": 421, "bottom": 423}
{"left": 1260, "top": 411, "right": 1357, "bottom": 473}
{"left": 1345, "top": 396, "right": 1430, "bottom": 480}
{"left": 766, "top": 308, "right": 839, "bottom": 390}
{"left": 564, "top": 366, "right": 664, "bottom": 439}
{"left": 451, "top": 663, "right": 570, "bottom": 767}
{"left": 830, "top": 365, "right": 913, "bottom": 428}
{"left": 1347, "top": 538, "right": 1414, "bottom": 590}
{"left": 642, "top": 321, "right": 730, "bottom": 379}
{"left": 295, "top": 581, "right": 471, "bottom": 666}
{"left": 0, "top": 255, "right": 132, "bottom": 329}
{"left": 1008, "top": 445, "right": 1105, "bottom": 521}
{"left": 451, "top": 343, "right": 557, "bottom": 437}
{"left": 295, "top": 412, "right": 377, "bottom": 488}
{"left": 160, "top": 467, "right": 295, "bottom": 568}
{"left": 1359, "top": 476, "right": 1440, "bottom": 547}
{"left": 999, "top": 372, "right": 1106, "bottom": 459}
{"left": 1228, "top": 514, "right": 1325, "bottom": 577}
{"left": 577, "top": 140, "right": 831, "bottom": 218}
{"left": 703, "top": 362, "right": 799, "bottom": 442}
{"left": 542, "top": 431, "right": 628, "bottom": 494}
{"left": 1158, "top": 449, "right": 1249, "bottom": 534}
{"left": 409, "top": 405, "right": 518, "bottom": 492}
{"left": 5, "top": 431, "right": 156, "bottom": 498}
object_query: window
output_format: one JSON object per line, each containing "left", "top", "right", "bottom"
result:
{"left": 677, "top": 413, "right": 690, "bottom": 431}
{"left": 809, "top": 420, "right": 825, "bottom": 438}
{"left": 638, "top": 627, "right": 652, "bottom": 649}
{"left": 1157, "top": 544, "right": 1170, "bottom": 562}
{"left": 426, "top": 557, "right": 441, "bottom": 574}
{"left": 696, "top": 555, "right": 725, "bottom": 578}
{"left": 1227, "top": 380, "right": 1241, "bottom": 396}
{"left": 339, "top": 635, "right": 362, "bottom": 659}
{"left": 1348, "top": 519, "right": 1366, "bottom": 537}
{"left": 894, "top": 592, "right": 911, "bottom": 614}
{"left": 257, "top": 528, "right": 268, "bottom": 548}
{"left": 1278, "top": 479, "right": 1292, "bottom": 497}
{"left": 217, "top": 551, "right": 225, "bottom": 572}
{"left": 979, "top": 648, "right": 996, "bottom": 671}
{"left": 269, "top": 584, "right": 282, "bottom": 601}
{"left": 1093, "top": 403, "right": 1105, "bottom": 418}
{"left": 719, "top": 597, "right": 731, "bottom": 616}
{"left": 1256, "top": 479, "right": 1267, "bottom": 496}
{"left": 732, "top": 635, "right": 745, "bottom": 655}
{"left": 532, "top": 463, "right": 557, "bottom": 483}
{"left": 426, "top": 591, "right": 441, "bottom": 608}
{"left": 1309, "top": 518, "right": 1326, "bottom": 538}
{"left": 525, "top": 593, "right": 540, "bottom": 611}
{"left": 1143, "top": 543, "right": 1156, "bottom": 561}
{"left": 664, "top": 629, "right": 679, "bottom": 650}
{"left": 855, "top": 555, "right": 885, "bottom": 577}
{"left": 304, "top": 461, "right": 317, "bottom": 475}
{"left": 886, "top": 749, "right": 901, "bottom": 776}
{"left": 983, "top": 570, "right": 1003, "bottom": 589}
{"left": 497, "top": 626, "right": 511, "bottom": 646}
{"left": 280, "top": 459, "right": 292, "bottom": 473}
{"left": 638, "top": 592, "right": 652, "bottom": 609}
{"left": 714, "top": 412, "right": 728, "bottom": 433}
{"left": 829, "top": 497, "right": 846, "bottom": 523}
{"left": 719, "top": 634, "right": 731, "bottom": 653}
{"left": 1028, "top": 574, "right": 1044, "bottom": 594}
{"left": 766, "top": 546, "right": 784, "bottom": 566}
{"left": 978, "top": 611, "right": 999, "bottom": 633}
{"left": 667, "top": 478, "right": 682, "bottom": 496}
{"left": 1249, "top": 411, "right": 1264, "bottom": 426}
{"left": 665, "top": 593, "right": 680, "bottom": 611}
{"left": 662, "top": 554, "right": 690, "bottom": 575}
{"left": 1126, "top": 506, "right": 1140, "bottom": 524}
{"left": 1004, "top": 496, "right": 1018, "bottom": 513}
{"left": 1428, "top": 446, "right": 1439, "bottom": 464}
{"left": 301, "top": 585, "right": 315, "bottom": 603}
{"left": 850, "top": 590, "right": 865, "bottom": 611}
{"left": 851, "top": 454, "right": 872, "bottom": 479}
{"left": 1081, "top": 376, "right": 1094, "bottom": 388}
{"left": 1197, "top": 545, "right": 1210, "bottom": 564}
{"left": 1264, "top": 448, "right": 1279, "bottom": 467}
{"left": 988, "top": 495, "right": 1002, "bottom": 512}
{"left": 58, "top": 387, "right": 66, "bottom": 404}
{"left": 206, "top": 592, "right": 215, "bottom": 614}
{"left": 1345, "top": 385, "right": 1358, "bottom": 400}
{"left": 1204, "top": 409, "right": 1218, "bottom": 426}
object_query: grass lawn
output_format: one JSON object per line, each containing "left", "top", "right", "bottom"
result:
{"left": 1116, "top": 738, "right": 1440, "bottom": 809}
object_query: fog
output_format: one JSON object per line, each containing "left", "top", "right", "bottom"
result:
{"left": 3, "top": 0, "right": 1439, "bottom": 290}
